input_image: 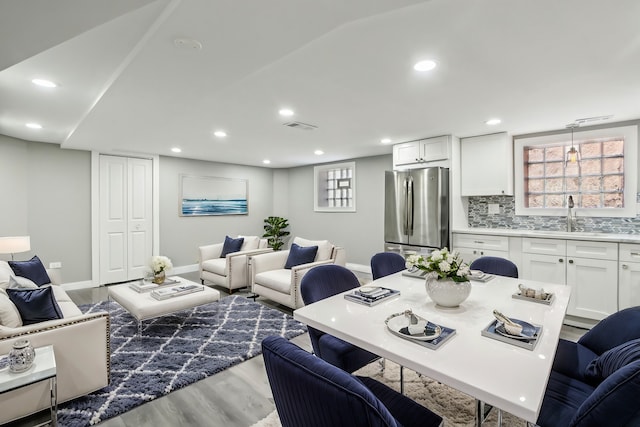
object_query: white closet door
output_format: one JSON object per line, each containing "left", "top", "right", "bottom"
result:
{"left": 127, "top": 158, "right": 153, "bottom": 280}
{"left": 99, "top": 155, "right": 152, "bottom": 285}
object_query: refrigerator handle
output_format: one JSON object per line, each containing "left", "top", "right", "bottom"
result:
{"left": 403, "top": 178, "right": 409, "bottom": 235}
{"left": 407, "top": 176, "right": 414, "bottom": 236}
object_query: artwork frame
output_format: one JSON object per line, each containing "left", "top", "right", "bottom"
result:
{"left": 180, "top": 174, "right": 248, "bottom": 216}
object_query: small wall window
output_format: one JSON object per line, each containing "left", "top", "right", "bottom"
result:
{"left": 314, "top": 161, "right": 356, "bottom": 212}
{"left": 514, "top": 124, "right": 637, "bottom": 217}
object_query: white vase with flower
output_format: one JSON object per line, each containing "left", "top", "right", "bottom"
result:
{"left": 150, "top": 255, "right": 173, "bottom": 284}
{"left": 405, "top": 248, "right": 471, "bottom": 307}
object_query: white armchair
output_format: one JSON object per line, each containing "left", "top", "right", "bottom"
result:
{"left": 250, "top": 237, "right": 346, "bottom": 309}
{"left": 199, "top": 235, "right": 272, "bottom": 293}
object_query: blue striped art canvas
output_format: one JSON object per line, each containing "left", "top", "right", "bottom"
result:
{"left": 180, "top": 175, "right": 248, "bottom": 216}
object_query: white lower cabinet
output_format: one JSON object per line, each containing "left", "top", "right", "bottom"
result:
{"left": 521, "top": 238, "right": 618, "bottom": 320}
{"left": 619, "top": 244, "right": 640, "bottom": 310}
{"left": 452, "top": 233, "right": 509, "bottom": 265}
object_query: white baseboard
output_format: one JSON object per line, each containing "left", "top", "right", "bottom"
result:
{"left": 346, "top": 262, "right": 372, "bottom": 276}
{"left": 59, "top": 263, "right": 200, "bottom": 291}
{"left": 60, "top": 280, "right": 96, "bottom": 291}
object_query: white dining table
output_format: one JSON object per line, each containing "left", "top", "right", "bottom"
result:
{"left": 293, "top": 272, "right": 571, "bottom": 424}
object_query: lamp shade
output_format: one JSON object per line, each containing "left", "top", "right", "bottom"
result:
{"left": 0, "top": 236, "right": 31, "bottom": 254}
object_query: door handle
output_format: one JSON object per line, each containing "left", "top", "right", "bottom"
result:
{"left": 407, "top": 177, "right": 414, "bottom": 235}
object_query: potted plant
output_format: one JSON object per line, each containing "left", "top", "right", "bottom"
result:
{"left": 405, "top": 248, "right": 471, "bottom": 307}
{"left": 262, "top": 216, "right": 290, "bottom": 251}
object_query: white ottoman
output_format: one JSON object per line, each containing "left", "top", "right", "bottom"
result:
{"left": 108, "top": 277, "right": 221, "bottom": 334}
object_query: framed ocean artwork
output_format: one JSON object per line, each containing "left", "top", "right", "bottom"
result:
{"left": 180, "top": 174, "right": 248, "bottom": 216}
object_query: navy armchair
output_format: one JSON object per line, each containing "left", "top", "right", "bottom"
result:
{"left": 469, "top": 256, "right": 518, "bottom": 278}
{"left": 535, "top": 306, "right": 640, "bottom": 427}
{"left": 262, "top": 336, "right": 443, "bottom": 427}
{"left": 300, "top": 264, "right": 379, "bottom": 373}
{"left": 371, "top": 252, "right": 406, "bottom": 280}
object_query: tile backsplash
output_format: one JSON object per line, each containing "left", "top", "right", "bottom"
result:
{"left": 467, "top": 196, "right": 640, "bottom": 234}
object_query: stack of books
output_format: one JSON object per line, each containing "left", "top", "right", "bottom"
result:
{"left": 344, "top": 286, "right": 400, "bottom": 306}
{"left": 151, "top": 284, "right": 203, "bottom": 300}
{"left": 129, "top": 278, "right": 180, "bottom": 293}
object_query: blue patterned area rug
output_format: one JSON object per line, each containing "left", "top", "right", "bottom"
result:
{"left": 58, "top": 295, "right": 307, "bottom": 426}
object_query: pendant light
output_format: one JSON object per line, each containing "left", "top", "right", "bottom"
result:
{"left": 565, "top": 123, "right": 581, "bottom": 165}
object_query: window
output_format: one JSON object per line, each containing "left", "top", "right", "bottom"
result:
{"left": 514, "top": 124, "right": 637, "bottom": 217}
{"left": 314, "top": 162, "right": 356, "bottom": 212}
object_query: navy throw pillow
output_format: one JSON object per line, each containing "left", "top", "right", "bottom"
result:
{"left": 6, "top": 287, "right": 63, "bottom": 325}
{"left": 284, "top": 243, "right": 318, "bottom": 269}
{"left": 9, "top": 255, "right": 51, "bottom": 286}
{"left": 584, "top": 337, "right": 640, "bottom": 382}
{"left": 220, "top": 236, "right": 244, "bottom": 258}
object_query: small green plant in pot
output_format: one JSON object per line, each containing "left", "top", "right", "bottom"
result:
{"left": 262, "top": 216, "right": 290, "bottom": 251}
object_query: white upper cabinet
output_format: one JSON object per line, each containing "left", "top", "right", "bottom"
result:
{"left": 393, "top": 135, "right": 450, "bottom": 169}
{"left": 460, "top": 132, "right": 513, "bottom": 196}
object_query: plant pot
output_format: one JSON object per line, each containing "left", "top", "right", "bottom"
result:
{"left": 425, "top": 275, "right": 471, "bottom": 308}
{"left": 153, "top": 271, "right": 166, "bottom": 284}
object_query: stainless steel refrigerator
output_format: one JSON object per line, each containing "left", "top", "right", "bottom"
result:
{"left": 384, "top": 167, "right": 449, "bottom": 253}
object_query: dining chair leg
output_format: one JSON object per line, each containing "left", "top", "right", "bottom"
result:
{"left": 400, "top": 365, "right": 404, "bottom": 395}
{"left": 475, "top": 400, "right": 500, "bottom": 427}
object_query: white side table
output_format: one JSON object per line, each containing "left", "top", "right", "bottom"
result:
{"left": 0, "top": 345, "right": 57, "bottom": 426}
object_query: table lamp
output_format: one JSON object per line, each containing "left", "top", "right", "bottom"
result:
{"left": 0, "top": 236, "right": 31, "bottom": 260}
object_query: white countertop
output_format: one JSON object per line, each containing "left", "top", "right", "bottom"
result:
{"left": 453, "top": 228, "right": 640, "bottom": 244}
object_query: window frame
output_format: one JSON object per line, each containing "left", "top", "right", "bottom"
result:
{"left": 514, "top": 124, "right": 637, "bottom": 218}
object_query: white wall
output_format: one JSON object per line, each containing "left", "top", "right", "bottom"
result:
{"left": 158, "top": 156, "right": 275, "bottom": 267}
{"left": 0, "top": 136, "right": 392, "bottom": 280}
{"left": 285, "top": 155, "right": 392, "bottom": 266}
{"left": 0, "top": 135, "right": 92, "bottom": 281}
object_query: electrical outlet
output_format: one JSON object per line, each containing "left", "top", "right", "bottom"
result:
{"left": 488, "top": 203, "right": 500, "bottom": 215}
{"left": 49, "top": 262, "right": 62, "bottom": 269}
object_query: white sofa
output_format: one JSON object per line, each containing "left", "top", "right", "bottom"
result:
{"left": 0, "top": 260, "right": 110, "bottom": 424}
{"left": 199, "top": 236, "right": 272, "bottom": 292}
{"left": 250, "top": 237, "right": 346, "bottom": 309}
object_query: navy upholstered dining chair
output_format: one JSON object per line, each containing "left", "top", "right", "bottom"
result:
{"left": 469, "top": 256, "right": 518, "bottom": 278}
{"left": 262, "top": 336, "right": 444, "bottom": 427}
{"left": 300, "top": 264, "right": 380, "bottom": 373}
{"left": 371, "top": 252, "right": 406, "bottom": 280}
{"left": 533, "top": 307, "right": 640, "bottom": 427}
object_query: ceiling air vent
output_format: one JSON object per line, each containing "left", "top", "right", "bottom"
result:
{"left": 283, "top": 121, "right": 318, "bottom": 131}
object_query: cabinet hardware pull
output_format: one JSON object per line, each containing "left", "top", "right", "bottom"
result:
{"left": 568, "top": 259, "right": 574, "bottom": 264}
{"left": 474, "top": 240, "right": 484, "bottom": 244}
{"left": 622, "top": 264, "right": 629, "bottom": 269}
{"left": 630, "top": 252, "right": 640, "bottom": 257}
{"left": 559, "top": 259, "right": 564, "bottom": 263}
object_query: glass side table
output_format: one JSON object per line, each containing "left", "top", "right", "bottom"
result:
{"left": 0, "top": 345, "right": 57, "bottom": 426}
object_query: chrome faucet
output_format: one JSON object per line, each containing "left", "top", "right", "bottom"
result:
{"left": 567, "top": 195, "right": 575, "bottom": 232}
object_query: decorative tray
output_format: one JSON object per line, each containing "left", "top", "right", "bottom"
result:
{"left": 469, "top": 270, "right": 494, "bottom": 282}
{"left": 344, "top": 287, "right": 400, "bottom": 306}
{"left": 481, "top": 319, "right": 542, "bottom": 351}
{"left": 385, "top": 310, "right": 456, "bottom": 350}
{"left": 512, "top": 292, "right": 555, "bottom": 305}
{"left": 401, "top": 269, "right": 427, "bottom": 279}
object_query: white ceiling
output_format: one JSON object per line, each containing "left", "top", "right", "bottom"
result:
{"left": 1, "top": 0, "right": 639, "bottom": 168}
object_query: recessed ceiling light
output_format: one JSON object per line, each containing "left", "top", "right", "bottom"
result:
{"left": 213, "top": 130, "right": 227, "bottom": 138}
{"left": 25, "top": 123, "right": 42, "bottom": 129}
{"left": 486, "top": 118, "right": 502, "bottom": 125}
{"left": 32, "top": 78, "right": 57, "bottom": 88}
{"left": 279, "top": 108, "right": 294, "bottom": 117}
{"left": 263, "top": 159, "right": 271, "bottom": 164}
{"left": 381, "top": 138, "right": 392, "bottom": 144}
{"left": 171, "top": 147, "right": 182, "bottom": 153}
{"left": 413, "top": 60, "right": 437, "bottom": 72}
{"left": 314, "top": 150, "right": 324, "bottom": 155}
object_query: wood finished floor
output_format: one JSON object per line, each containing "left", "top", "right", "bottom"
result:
{"left": 10, "top": 271, "right": 587, "bottom": 427}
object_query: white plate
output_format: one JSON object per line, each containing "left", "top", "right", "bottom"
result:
{"left": 495, "top": 319, "right": 537, "bottom": 340}
{"left": 385, "top": 311, "right": 442, "bottom": 341}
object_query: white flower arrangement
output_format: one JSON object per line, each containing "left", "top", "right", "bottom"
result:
{"left": 150, "top": 255, "right": 173, "bottom": 274}
{"left": 405, "top": 247, "right": 470, "bottom": 283}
